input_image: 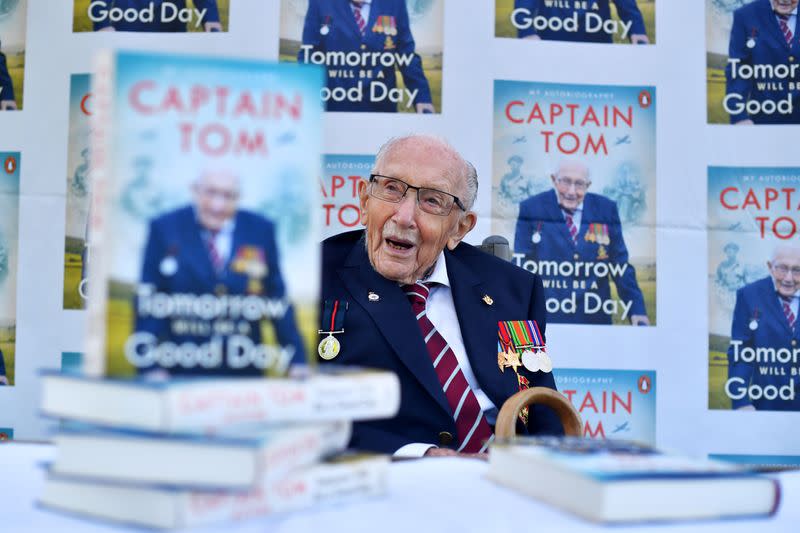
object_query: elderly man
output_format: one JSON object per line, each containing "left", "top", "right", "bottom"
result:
{"left": 725, "top": 0, "right": 800, "bottom": 124}
{"left": 134, "top": 170, "right": 303, "bottom": 376}
{"left": 727, "top": 245, "right": 800, "bottom": 411}
{"left": 514, "top": 160, "right": 648, "bottom": 326}
{"left": 320, "top": 135, "right": 563, "bottom": 457}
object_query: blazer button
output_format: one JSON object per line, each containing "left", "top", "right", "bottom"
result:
{"left": 573, "top": 253, "right": 579, "bottom": 260}
{"left": 793, "top": 340, "right": 797, "bottom": 347}
{"left": 438, "top": 431, "right": 454, "bottom": 446}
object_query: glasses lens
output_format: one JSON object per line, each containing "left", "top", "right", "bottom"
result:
{"left": 373, "top": 176, "right": 405, "bottom": 201}
{"left": 418, "top": 188, "right": 453, "bottom": 215}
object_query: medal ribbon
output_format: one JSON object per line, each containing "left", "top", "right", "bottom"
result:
{"left": 321, "top": 300, "right": 347, "bottom": 333}
{"left": 498, "top": 322, "right": 515, "bottom": 352}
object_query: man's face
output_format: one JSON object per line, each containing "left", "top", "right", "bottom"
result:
{"left": 193, "top": 171, "right": 240, "bottom": 232}
{"left": 768, "top": 248, "right": 800, "bottom": 298}
{"left": 359, "top": 139, "right": 476, "bottom": 284}
{"left": 551, "top": 161, "right": 590, "bottom": 212}
{"left": 772, "top": 0, "right": 799, "bottom": 15}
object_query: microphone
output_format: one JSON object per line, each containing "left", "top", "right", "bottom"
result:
{"left": 479, "top": 235, "right": 512, "bottom": 262}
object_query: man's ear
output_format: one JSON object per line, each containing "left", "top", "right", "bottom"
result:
{"left": 358, "top": 180, "right": 369, "bottom": 225}
{"left": 447, "top": 211, "right": 477, "bottom": 250}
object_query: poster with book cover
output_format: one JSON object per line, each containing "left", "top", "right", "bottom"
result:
{"left": 321, "top": 154, "right": 373, "bottom": 240}
{"left": 72, "top": 0, "right": 229, "bottom": 32}
{"left": 706, "top": 0, "right": 800, "bottom": 124}
{"left": 279, "top": 0, "right": 443, "bottom": 113}
{"left": 708, "top": 166, "right": 800, "bottom": 411}
{"left": 86, "top": 51, "right": 323, "bottom": 379}
{"left": 0, "top": 152, "right": 19, "bottom": 387}
{"left": 493, "top": 80, "right": 656, "bottom": 326}
{"left": 64, "top": 74, "right": 92, "bottom": 310}
{"left": 0, "top": 0, "right": 26, "bottom": 110}
{"left": 494, "top": 0, "right": 656, "bottom": 44}
{"left": 555, "top": 368, "right": 656, "bottom": 444}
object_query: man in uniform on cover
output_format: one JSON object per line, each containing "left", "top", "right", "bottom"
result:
{"left": 134, "top": 170, "right": 304, "bottom": 376}
{"left": 0, "top": 37, "right": 17, "bottom": 110}
{"left": 298, "top": 0, "right": 434, "bottom": 113}
{"left": 321, "top": 134, "right": 563, "bottom": 457}
{"left": 514, "top": 160, "right": 649, "bottom": 325}
{"left": 725, "top": 0, "right": 800, "bottom": 124}
{"left": 727, "top": 244, "right": 800, "bottom": 411}
{"left": 512, "top": 0, "right": 649, "bottom": 44}
{"left": 89, "top": 0, "right": 222, "bottom": 32}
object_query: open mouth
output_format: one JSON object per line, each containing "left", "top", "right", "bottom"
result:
{"left": 385, "top": 237, "right": 415, "bottom": 251}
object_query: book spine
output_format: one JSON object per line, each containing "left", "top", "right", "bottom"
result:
{"left": 84, "top": 50, "right": 115, "bottom": 377}
{"left": 253, "top": 421, "right": 352, "bottom": 484}
{"left": 181, "top": 457, "right": 389, "bottom": 528}
{"left": 165, "top": 373, "right": 400, "bottom": 431}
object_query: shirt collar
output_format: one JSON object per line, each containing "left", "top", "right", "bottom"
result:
{"left": 194, "top": 208, "right": 235, "bottom": 237}
{"left": 421, "top": 251, "right": 450, "bottom": 288}
{"left": 774, "top": 6, "right": 799, "bottom": 17}
{"left": 560, "top": 203, "right": 584, "bottom": 217}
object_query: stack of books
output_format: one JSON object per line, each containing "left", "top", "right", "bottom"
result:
{"left": 39, "top": 370, "right": 399, "bottom": 529}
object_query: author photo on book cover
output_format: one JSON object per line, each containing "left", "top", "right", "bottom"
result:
{"left": 133, "top": 170, "right": 304, "bottom": 377}
{"left": 726, "top": 244, "right": 800, "bottom": 411}
{"left": 73, "top": 0, "right": 228, "bottom": 32}
{"left": 495, "top": 0, "right": 654, "bottom": 44}
{"left": 280, "top": 0, "right": 442, "bottom": 113}
{"left": 514, "top": 160, "right": 649, "bottom": 326}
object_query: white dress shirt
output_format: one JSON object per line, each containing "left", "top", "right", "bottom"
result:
{"left": 773, "top": 7, "right": 798, "bottom": 38}
{"left": 394, "top": 252, "right": 498, "bottom": 458}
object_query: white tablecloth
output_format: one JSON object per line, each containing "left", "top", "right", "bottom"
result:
{"left": 1, "top": 442, "right": 798, "bottom": 532}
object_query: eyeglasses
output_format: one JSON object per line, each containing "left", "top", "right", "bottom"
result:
{"left": 368, "top": 174, "right": 466, "bottom": 216}
{"left": 773, "top": 264, "right": 800, "bottom": 277}
{"left": 556, "top": 177, "right": 591, "bottom": 191}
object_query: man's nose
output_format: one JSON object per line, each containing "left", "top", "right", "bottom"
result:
{"left": 392, "top": 193, "right": 418, "bottom": 226}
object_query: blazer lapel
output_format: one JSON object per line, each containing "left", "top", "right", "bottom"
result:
{"left": 759, "top": 0, "right": 791, "bottom": 51}
{"left": 180, "top": 209, "right": 217, "bottom": 284}
{"left": 543, "top": 189, "right": 574, "bottom": 245}
{"left": 446, "top": 249, "right": 522, "bottom": 408}
{"left": 337, "top": 243, "right": 451, "bottom": 417}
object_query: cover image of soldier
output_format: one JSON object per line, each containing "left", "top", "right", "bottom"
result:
{"left": 321, "top": 134, "right": 563, "bottom": 457}
{"left": 512, "top": 0, "right": 649, "bottom": 44}
{"left": 725, "top": 0, "right": 800, "bottom": 124}
{"left": 499, "top": 155, "right": 536, "bottom": 205}
{"left": 88, "top": 0, "right": 222, "bottom": 32}
{"left": 134, "top": 170, "right": 304, "bottom": 376}
{"left": 0, "top": 37, "right": 16, "bottom": 110}
{"left": 298, "top": 0, "right": 434, "bottom": 112}
{"left": 727, "top": 244, "right": 800, "bottom": 411}
{"left": 514, "top": 160, "right": 649, "bottom": 325}
{"left": 0, "top": 347, "right": 7, "bottom": 385}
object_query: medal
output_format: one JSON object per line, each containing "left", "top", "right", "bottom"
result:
{"left": 318, "top": 299, "right": 347, "bottom": 360}
{"left": 320, "top": 25, "right": 329, "bottom": 35}
{"left": 749, "top": 319, "right": 758, "bottom": 331}
{"left": 531, "top": 221, "right": 543, "bottom": 244}
{"left": 159, "top": 256, "right": 178, "bottom": 276}
{"left": 368, "top": 291, "right": 380, "bottom": 302}
{"left": 498, "top": 319, "right": 548, "bottom": 372}
{"left": 747, "top": 38, "right": 755, "bottom": 48}
{"left": 537, "top": 350, "right": 553, "bottom": 373}
{"left": 521, "top": 349, "right": 540, "bottom": 372}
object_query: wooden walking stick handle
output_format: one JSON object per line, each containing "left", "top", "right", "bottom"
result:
{"left": 495, "top": 387, "right": 582, "bottom": 438}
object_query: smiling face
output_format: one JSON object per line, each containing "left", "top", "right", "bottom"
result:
{"left": 769, "top": 246, "right": 800, "bottom": 299}
{"left": 192, "top": 170, "right": 240, "bottom": 232}
{"left": 772, "top": 0, "right": 800, "bottom": 16}
{"left": 358, "top": 137, "right": 476, "bottom": 284}
{"left": 551, "top": 160, "right": 591, "bottom": 213}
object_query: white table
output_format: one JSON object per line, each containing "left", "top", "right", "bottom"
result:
{"left": 1, "top": 442, "right": 798, "bottom": 532}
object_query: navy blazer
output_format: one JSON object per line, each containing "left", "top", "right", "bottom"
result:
{"left": 727, "top": 276, "right": 800, "bottom": 411}
{"left": 90, "top": 0, "right": 220, "bottom": 32}
{"left": 513, "top": 0, "right": 646, "bottom": 43}
{"left": 726, "top": 0, "right": 800, "bottom": 124}
{"left": 299, "top": 0, "right": 432, "bottom": 112}
{"left": 0, "top": 51, "right": 14, "bottom": 103}
{"left": 135, "top": 206, "right": 304, "bottom": 376}
{"left": 514, "top": 189, "right": 646, "bottom": 325}
{"left": 320, "top": 230, "right": 563, "bottom": 454}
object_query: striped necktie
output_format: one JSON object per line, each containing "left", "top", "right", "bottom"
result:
{"left": 205, "top": 231, "right": 224, "bottom": 275}
{"left": 403, "top": 282, "right": 493, "bottom": 453}
{"left": 782, "top": 297, "right": 796, "bottom": 330}
{"left": 565, "top": 213, "right": 578, "bottom": 244}
{"left": 352, "top": 1, "right": 367, "bottom": 35}
{"left": 778, "top": 13, "right": 794, "bottom": 46}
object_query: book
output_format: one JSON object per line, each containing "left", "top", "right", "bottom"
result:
{"left": 488, "top": 436, "right": 780, "bottom": 523}
{"left": 40, "top": 454, "right": 389, "bottom": 530}
{"left": 40, "top": 368, "right": 400, "bottom": 433}
{"left": 87, "top": 49, "right": 323, "bottom": 378}
{"left": 50, "top": 421, "right": 350, "bottom": 489}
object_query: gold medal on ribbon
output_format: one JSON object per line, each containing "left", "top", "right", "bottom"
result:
{"left": 318, "top": 334, "right": 341, "bottom": 360}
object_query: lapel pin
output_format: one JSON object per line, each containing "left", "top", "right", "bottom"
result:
{"left": 482, "top": 294, "right": 493, "bottom": 306}
{"left": 368, "top": 291, "right": 380, "bottom": 302}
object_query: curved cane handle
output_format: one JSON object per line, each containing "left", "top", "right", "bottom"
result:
{"left": 495, "top": 387, "right": 582, "bottom": 438}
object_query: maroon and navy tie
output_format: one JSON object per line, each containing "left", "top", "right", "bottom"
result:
{"left": 403, "top": 282, "right": 493, "bottom": 453}
{"left": 565, "top": 213, "right": 578, "bottom": 245}
{"left": 778, "top": 13, "right": 794, "bottom": 46}
{"left": 205, "top": 231, "right": 224, "bottom": 275}
{"left": 352, "top": 1, "right": 367, "bottom": 35}
{"left": 782, "top": 297, "right": 796, "bottom": 330}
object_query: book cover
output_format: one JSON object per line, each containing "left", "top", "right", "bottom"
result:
{"left": 72, "top": 0, "right": 229, "bottom": 32}
{"left": 279, "top": 0, "right": 443, "bottom": 113}
{"left": 706, "top": 0, "right": 800, "bottom": 124}
{"left": 0, "top": 0, "right": 26, "bottom": 110}
{"left": 493, "top": 80, "right": 656, "bottom": 326}
{"left": 0, "top": 152, "right": 19, "bottom": 387}
{"left": 63, "top": 74, "right": 92, "bottom": 310}
{"left": 495, "top": 0, "right": 656, "bottom": 44}
{"left": 320, "top": 154, "right": 373, "bottom": 239}
{"left": 86, "top": 51, "right": 323, "bottom": 378}
{"left": 555, "top": 368, "right": 656, "bottom": 444}
{"left": 708, "top": 166, "right": 800, "bottom": 411}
